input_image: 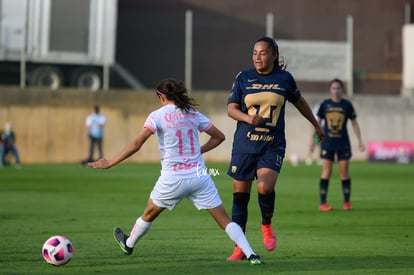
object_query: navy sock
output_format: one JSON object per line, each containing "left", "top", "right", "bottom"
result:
{"left": 342, "top": 178, "right": 351, "bottom": 202}
{"left": 231, "top": 192, "right": 250, "bottom": 233}
{"left": 258, "top": 191, "right": 275, "bottom": 225}
{"left": 320, "top": 179, "right": 329, "bottom": 204}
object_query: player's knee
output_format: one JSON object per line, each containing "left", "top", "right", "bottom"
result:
{"left": 257, "top": 183, "right": 275, "bottom": 194}
{"left": 233, "top": 192, "right": 250, "bottom": 205}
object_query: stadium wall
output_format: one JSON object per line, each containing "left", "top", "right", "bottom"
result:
{"left": 0, "top": 88, "right": 413, "bottom": 164}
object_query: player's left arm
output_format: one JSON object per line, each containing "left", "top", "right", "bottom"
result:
{"left": 351, "top": 119, "right": 365, "bottom": 152}
{"left": 200, "top": 125, "right": 225, "bottom": 154}
{"left": 293, "top": 96, "right": 325, "bottom": 143}
{"left": 88, "top": 127, "right": 153, "bottom": 169}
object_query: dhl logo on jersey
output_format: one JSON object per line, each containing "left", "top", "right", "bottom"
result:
{"left": 246, "top": 83, "right": 285, "bottom": 91}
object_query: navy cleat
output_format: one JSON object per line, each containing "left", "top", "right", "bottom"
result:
{"left": 113, "top": 227, "right": 133, "bottom": 255}
{"left": 247, "top": 254, "right": 264, "bottom": 265}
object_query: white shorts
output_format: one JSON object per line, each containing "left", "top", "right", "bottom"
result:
{"left": 150, "top": 174, "right": 222, "bottom": 211}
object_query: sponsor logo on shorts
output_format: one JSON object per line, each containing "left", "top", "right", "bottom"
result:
{"left": 231, "top": 165, "right": 237, "bottom": 173}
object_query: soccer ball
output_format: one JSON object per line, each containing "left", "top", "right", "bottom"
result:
{"left": 42, "top": 235, "right": 73, "bottom": 266}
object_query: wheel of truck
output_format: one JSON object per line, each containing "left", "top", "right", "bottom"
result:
{"left": 71, "top": 68, "right": 102, "bottom": 91}
{"left": 29, "top": 66, "right": 63, "bottom": 90}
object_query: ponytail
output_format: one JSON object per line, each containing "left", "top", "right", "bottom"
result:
{"left": 156, "top": 78, "right": 198, "bottom": 112}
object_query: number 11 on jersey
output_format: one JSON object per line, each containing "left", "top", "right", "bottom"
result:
{"left": 176, "top": 129, "right": 195, "bottom": 156}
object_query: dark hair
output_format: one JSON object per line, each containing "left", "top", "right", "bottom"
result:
{"left": 255, "top": 36, "right": 286, "bottom": 70}
{"left": 329, "top": 78, "right": 345, "bottom": 89}
{"left": 94, "top": 105, "right": 100, "bottom": 113}
{"left": 156, "top": 78, "right": 198, "bottom": 112}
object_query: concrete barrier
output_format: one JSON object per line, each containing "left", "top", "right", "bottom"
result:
{"left": 0, "top": 87, "right": 413, "bottom": 163}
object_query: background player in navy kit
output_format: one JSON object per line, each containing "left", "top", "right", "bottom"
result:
{"left": 226, "top": 36, "right": 324, "bottom": 261}
{"left": 314, "top": 78, "right": 365, "bottom": 212}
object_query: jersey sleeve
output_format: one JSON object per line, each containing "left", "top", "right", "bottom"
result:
{"left": 227, "top": 71, "right": 243, "bottom": 104}
{"left": 285, "top": 72, "right": 301, "bottom": 103}
{"left": 317, "top": 100, "right": 326, "bottom": 118}
{"left": 100, "top": 115, "right": 107, "bottom": 125}
{"left": 196, "top": 111, "right": 212, "bottom": 132}
{"left": 143, "top": 111, "right": 158, "bottom": 133}
{"left": 348, "top": 101, "right": 357, "bottom": 120}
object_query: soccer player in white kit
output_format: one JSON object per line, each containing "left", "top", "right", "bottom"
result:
{"left": 88, "top": 78, "right": 263, "bottom": 265}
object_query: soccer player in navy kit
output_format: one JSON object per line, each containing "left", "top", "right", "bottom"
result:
{"left": 313, "top": 78, "right": 365, "bottom": 212}
{"left": 226, "top": 37, "right": 324, "bottom": 261}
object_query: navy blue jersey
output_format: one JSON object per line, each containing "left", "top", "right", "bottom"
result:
{"left": 317, "top": 98, "right": 356, "bottom": 151}
{"left": 228, "top": 68, "right": 301, "bottom": 154}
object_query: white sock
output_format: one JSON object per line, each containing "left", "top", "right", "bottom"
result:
{"left": 225, "top": 222, "right": 254, "bottom": 258}
{"left": 126, "top": 217, "right": 152, "bottom": 248}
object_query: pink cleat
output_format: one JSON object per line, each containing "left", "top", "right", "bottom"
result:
{"left": 261, "top": 223, "right": 276, "bottom": 251}
{"left": 343, "top": 202, "right": 352, "bottom": 211}
{"left": 319, "top": 203, "right": 333, "bottom": 212}
{"left": 226, "top": 246, "right": 246, "bottom": 261}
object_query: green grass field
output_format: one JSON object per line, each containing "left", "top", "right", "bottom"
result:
{"left": 0, "top": 161, "right": 413, "bottom": 274}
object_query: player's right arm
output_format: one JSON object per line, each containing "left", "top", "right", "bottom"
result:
{"left": 88, "top": 127, "right": 153, "bottom": 169}
{"left": 309, "top": 117, "right": 322, "bottom": 152}
{"left": 227, "top": 71, "right": 263, "bottom": 126}
{"left": 227, "top": 102, "right": 263, "bottom": 125}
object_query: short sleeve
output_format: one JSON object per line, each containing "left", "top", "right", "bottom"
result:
{"left": 86, "top": 115, "right": 93, "bottom": 126}
{"left": 143, "top": 111, "right": 158, "bottom": 133}
{"left": 317, "top": 100, "right": 325, "bottom": 118}
{"left": 196, "top": 111, "right": 212, "bottom": 132}
{"left": 100, "top": 115, "right": 107, "bottom": 125}
{"left": 348, "top": 101, "right": 357, "bottom": 120}
{"left": 227, "top": 71, "right": 243, "bottom": 105}
{"left": 286, "top": 72, "right": 301, "bottom": 103}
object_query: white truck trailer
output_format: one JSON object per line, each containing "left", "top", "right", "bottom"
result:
{"left": 0, "top": 0, "right": 117, "bottom": 90}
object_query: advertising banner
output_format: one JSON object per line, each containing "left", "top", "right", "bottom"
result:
{"left": 367, "top": 141, "right": 414, "bottom": 163}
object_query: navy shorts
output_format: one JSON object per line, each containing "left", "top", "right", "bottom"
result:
{"left": 320, "top": 148, "right": 352, "bottom": 161}
{"left": 227, "top": 148, "right": 285, "bottom": 181}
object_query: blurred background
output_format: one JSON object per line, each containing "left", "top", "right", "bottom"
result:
{"left": 0, "top": 0, "right": 413, "bottom": 164}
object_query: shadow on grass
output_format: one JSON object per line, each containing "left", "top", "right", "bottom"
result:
{"left": 273, "top": 255, "right": 414, "bottom": 273}
{"left": 66, "top": 254, "right": 414, "bottom": 274}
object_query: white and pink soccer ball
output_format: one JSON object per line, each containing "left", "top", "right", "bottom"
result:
{"left": 42, "top": 235, "right": 73, "bottom": 266}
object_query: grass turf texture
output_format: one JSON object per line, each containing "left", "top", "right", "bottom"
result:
{"left": 0, "top": 162, "right": 413, "bottom": 274}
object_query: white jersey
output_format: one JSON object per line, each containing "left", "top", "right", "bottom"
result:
{"left": 86, "top": 113, "right": 106, "bottom": 138}
{"left": 144, "top": 104, "right": 212, "bottom": 178}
